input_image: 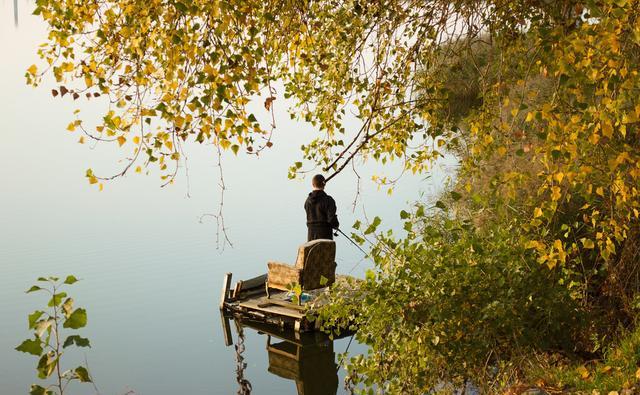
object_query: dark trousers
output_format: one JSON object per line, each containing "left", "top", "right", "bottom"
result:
{"left": 307, "top": 226, "right": 333, "bottom": 241}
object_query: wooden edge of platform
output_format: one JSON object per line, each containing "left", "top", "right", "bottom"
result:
{"left": 219, "top": 272, "right": 232, "bottom": 310}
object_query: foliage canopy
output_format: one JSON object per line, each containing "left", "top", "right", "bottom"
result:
{"left": 27, "top": 0, "right": 640, "bottom": 391}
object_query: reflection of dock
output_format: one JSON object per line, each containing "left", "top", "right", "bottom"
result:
{"left": 219, "top": 273, "right": 358, "bottom": 332}
{"left": 221, "top": 315, "right": 349, "bottom": 395}
{"left": 14, "top": 0, "right": 18, "bottom": 27}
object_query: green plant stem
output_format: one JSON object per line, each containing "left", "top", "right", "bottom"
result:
{"left": 52, "top": 284, "right": 63, "bottom": 395}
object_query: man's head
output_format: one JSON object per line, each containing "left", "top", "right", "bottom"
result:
{"left": 312, "top": 174, "right": 326, "bottom": 190}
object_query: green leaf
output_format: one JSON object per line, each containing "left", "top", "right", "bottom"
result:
{"left": 365, "top": 269, "right": 376, "bottom": 281}
{"left": 37, "top": 352, "right": 58, "bottom": 379}
{"left": 450, "top": 191, "right": 462, "bottom": 201}
{"left": 352, "top": 220, "right": 361, "bottom": 230}
{"left": 48, "top": 292, "right": 67, "bottom": 307}
{"left": 400, "top": 210, "right": 410, "bottom": 219}
{"left": 435, "top": 201, "right": 447, "bottom": 210}
{"left": 319, "top": 275, "right": 329, "bottom": 287}
{"left": 16, "top": 338, "right": 43, "bottom": 356}
{"left": 403, "top": 221, "right": 413, "bottom": 232}
{"left": 63, "top": 335, "right": 91, "bottom": 348}
{"left": 29, "top": 385, "right": 52, "bottom": 395}
{"left": 28, "top": 311, "right": 45, "bottom": 329}
{"left": 364, "top": 217, "right": 382, "bottom": 235}
{"left": 63, "top": 308, "right": 87, "bottom": 329}
{"left": 26, "top": 285, "right": 43, "bottom": 293}
{"left": 63, "top": 275, "right": 79, "bottom": 285}
{"left": 74, "top": 366, "right": 92, "bottom": 382}
{"left": 174, "top": 2, "right": 188, "bottom": 13}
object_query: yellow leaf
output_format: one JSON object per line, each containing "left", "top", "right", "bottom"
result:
{"left": 133, "top": 136, "right": 141, "bottom": 145}
{"left": 526, "top": 240, "right": 541, "bottom": 249}
{"left": 551, "top": 186, "right": 562, "bottom": 201}
{"left": 534, "top": 207, "right": 543, "bottom": 218}
{"left": 78, "top": 136, "right": 85, "bottom": 144}
{"left": 600, "top": 365, "right": 612, "bottom": 374}
{"left": 117, "top": 136, "right": 126, "bottom": 147}
{"left": 576, "top": 365, "right": 589, "bottom": 379}
{"left": 553, "top": 239, "right": 564, "bottom": 252}
{"left": 596, "top": 187, "right": 604, "bottom": 197}
{"left": 135, "top": 166, "right": 142, "bottom": 173}
{"left": 67, "top": 122, "right": 76, "bottom": 132}
{"left": 88, "top": 176, "right": 98, "bottom": 185}
{"left": 636, "top": 367, "right": 640, "bottom": 380}
{"left": 99, "top": 183, "right": 104, "bottom": 191}
{"left": 581, "top": 238, "right": 595, "bottom": 249}
{"left": 219, "top": 139, "right": 231, "bottom": 150}
{"left": 27, "top": 64, "right": 38, "bottom": 75}
{"left": 554, "top": 172, "right": 564, "bottom": 183}
{"left": 525, "top": 112, "right": 534, "bottom": 122}
{"left": 497, "top": 146, "right": 507, "bottom": 156}
{"left": 601, "top": 122, "right": 613, "bottom": 138}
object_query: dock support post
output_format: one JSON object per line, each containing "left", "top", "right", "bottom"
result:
{"left": 220, "top": 311, "right": 233, "bottom": 347}
{"left": 219, "top": 272, "right": 232, "bottom": 310}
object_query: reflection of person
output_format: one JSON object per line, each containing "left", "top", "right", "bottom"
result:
{"left": 305, "top": 174, "right": 339, "bottom": 241}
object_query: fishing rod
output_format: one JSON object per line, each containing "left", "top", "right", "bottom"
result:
{"left": 334, "top": 228, "right": 368, "bottom": 256}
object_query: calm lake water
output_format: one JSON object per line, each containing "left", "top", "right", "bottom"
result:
{"left": 0, "top": 2, "right": 456, "bottom": 394}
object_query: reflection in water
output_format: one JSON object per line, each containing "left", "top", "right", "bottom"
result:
{"left": 223, "top": 314, "right": 340, "bottom": 395}
{"left": 233, "top": 319, "right": 253, "bottom": 395}
{"left": 13, "top": 0, "right": 18, "bottom": 26}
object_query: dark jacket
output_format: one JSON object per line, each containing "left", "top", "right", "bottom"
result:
{"left": 304, "top": 190, "right": 339, "bottom": 241}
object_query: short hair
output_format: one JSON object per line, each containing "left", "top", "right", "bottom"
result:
{"left": 312, "top": 174, "right": 326, "bottom": 188}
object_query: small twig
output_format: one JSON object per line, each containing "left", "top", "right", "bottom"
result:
{"left": 200, "top": 143, "right": 233, "bottom": 250}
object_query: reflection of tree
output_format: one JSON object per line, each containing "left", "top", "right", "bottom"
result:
{"left": 13, "top": 0, "right": 18, "bottom": 27}
{"left": 233, "top": 318, "right": 252, "bottom": 395}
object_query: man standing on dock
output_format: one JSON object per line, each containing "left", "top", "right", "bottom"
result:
{"left": 305, "top": 174, "right": 339, "bottom": 241}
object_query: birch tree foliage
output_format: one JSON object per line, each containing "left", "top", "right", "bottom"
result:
{"left": 26, "top": 0, "right": 455, "bottom": 186}
{"left": 26, "top": 0, "right": 640, "bottom": 274}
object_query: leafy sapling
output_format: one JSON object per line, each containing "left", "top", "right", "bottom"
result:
{"left": 15, "top": 275, "right": 92, "bottom": 395}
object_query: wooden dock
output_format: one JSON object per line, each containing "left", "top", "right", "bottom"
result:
{"left": 219, "top": 273, "right": 358, "bottom": 332}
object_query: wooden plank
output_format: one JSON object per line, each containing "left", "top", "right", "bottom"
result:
{"left": 239, "top": 297, "right": 306, "bottom": 319}
{"left": 241, "top": 273, "right": 267, "bottom": 290}
{"left": 220, "top": 311, "right": 233, "bottom": 347}
{"left": 260, "top": 299, "right": 307, "bottom": 311}
{"left": 219, "top": 272, "right": 232, "bottom": 310}
{"left": 232, "top": 280, "right": 243, "bottom": 299}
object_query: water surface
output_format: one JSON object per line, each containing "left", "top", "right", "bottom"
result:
{"left": 0, "top": 3, "right": 456, "bottom": 394}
